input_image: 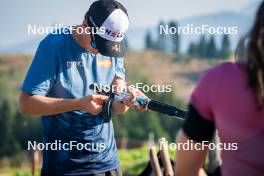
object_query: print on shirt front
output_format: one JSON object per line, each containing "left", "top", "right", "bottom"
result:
{"left": 21, "top": 28, "right": 125, "bottom": 175}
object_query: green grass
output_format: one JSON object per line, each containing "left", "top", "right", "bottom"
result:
{"left": 0, "top": 166, "right": 33, "bottom": 176}
{"left": 118, "top": 146, "right": 149, "bottom": 175}
{"left": 118, "top": 145, "right": 176, "bottom": 175}
{"left": 0, "top": 146, "right": 177, "bottom": 176}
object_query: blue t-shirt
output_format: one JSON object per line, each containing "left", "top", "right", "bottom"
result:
{"left": 21, "top": 28, "right": 125, "bottom": 175}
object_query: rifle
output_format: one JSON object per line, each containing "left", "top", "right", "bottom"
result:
{"left": 89, "top": 84, "right": 187, "bottom": 122}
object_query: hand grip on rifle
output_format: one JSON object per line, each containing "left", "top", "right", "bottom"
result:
{"left": 89, "top": 84, "right": 187, "bottom": 120}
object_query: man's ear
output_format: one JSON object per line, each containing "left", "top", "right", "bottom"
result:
{"left": 83, "top": 20, "right": 88, "bottom": 28}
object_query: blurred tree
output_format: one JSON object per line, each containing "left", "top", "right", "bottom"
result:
{"left": 13, "top": 112, "right": 42, "bottom": 150}
{"left": 198, "top": 35, "right": 207, "bottom": 58}
{"left": 168, "top": 21, "right": 180, "bottom": 53}
{"left": 219, "top": 34, "right": 231, "bottom": 59}
{"left": 188, "top": 42, "right": 199, "bottom": 57}
{"left": 145, "top": 30, "right": 154, "bottom": 50}
{"left": 0, "top": 99, "right": 20, "bottom": 157}
{"left": 156, "top": 91, "right": 184, "bottom": 141}
{"left": 207, "top": 35, "right": 218, "bottom": 59}
{"left": 157, "top": 20, "right": 166, "bottom": 51}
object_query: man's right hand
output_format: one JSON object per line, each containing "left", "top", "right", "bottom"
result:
{"left": 77, "top": 95, "right": 108, "bottom": 115}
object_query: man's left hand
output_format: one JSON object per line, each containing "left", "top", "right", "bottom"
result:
{"left": 123, "top": 87, "right": 148, "bottom": 111}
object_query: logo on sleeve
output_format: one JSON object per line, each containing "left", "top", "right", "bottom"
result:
{"left": 97, "top": 59, "right": 112, "bottom": 67}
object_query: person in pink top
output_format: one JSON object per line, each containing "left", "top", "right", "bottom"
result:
{"left": 175, "top": 2, "right": 264, "bottom": 176}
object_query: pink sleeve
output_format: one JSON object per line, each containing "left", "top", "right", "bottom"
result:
{"left": 190, "top": 70, "right": 214, "bottom": 121}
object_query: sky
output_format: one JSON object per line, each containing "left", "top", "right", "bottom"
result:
{"left": 0, "top": 0, "right": 257, "bottom": 47}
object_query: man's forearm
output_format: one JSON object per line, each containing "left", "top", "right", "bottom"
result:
{"left": 19, "top": 92, "right": 80, "bottom": 116}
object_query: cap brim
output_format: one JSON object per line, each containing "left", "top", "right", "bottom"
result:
{"left": 94, "top": 34, "right": 127, "bottom": 57}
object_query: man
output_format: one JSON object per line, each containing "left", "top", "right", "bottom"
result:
{"left": 19, "top": 0, "right": 143, "bottom": 175}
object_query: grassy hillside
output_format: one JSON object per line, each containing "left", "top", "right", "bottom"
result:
{"left": 0, "top": 54, "right": 31, "bottom": 102}
{"left": 0, "top": 51, "right": 224, "bottom": 102}
{"left": 126, "top": 51, "right": 225, "bottom": 102}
